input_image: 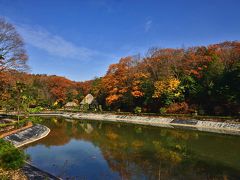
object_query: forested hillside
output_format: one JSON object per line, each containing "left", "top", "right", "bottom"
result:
{"left": 1, "top": 40, "right": 240, "bottom": 115}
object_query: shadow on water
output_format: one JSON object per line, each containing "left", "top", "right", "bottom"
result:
{"left": 24, "top": 117, "right": 240, "bottom": 180}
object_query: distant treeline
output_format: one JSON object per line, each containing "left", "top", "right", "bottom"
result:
{"left": 1, "top": 41, "right": 240, "bottom": 116}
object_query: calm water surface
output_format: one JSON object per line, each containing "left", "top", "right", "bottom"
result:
{"left": 24, "top": 117, "right": 240, "bottom": 179}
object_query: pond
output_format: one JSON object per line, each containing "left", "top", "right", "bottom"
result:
{"left": 24, "top": 117, "right": 240, "bottom": 180}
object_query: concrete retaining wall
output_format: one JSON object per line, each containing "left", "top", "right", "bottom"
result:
{"left": 3, "top": 124, "right": 50, "bottom": 148}
{"left": 32, "top": 113, "right": 240, "bottom": 135}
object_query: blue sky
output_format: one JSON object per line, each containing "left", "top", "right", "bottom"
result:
{"left": 1, "top": 0, "right": 240, "bottom": 81}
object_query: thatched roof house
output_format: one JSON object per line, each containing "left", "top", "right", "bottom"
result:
{"left": 80, "top": 94, "right": 98, "bottom": 110}
{"left": 80, "top": 94, "right": 94, "bottom": 105}
{"left": 64, "top": 102, "right": 78, "bottom": 108}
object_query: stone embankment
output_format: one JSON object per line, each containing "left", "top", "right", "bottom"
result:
{"left": 22, "top": 163, "right": 60, "bottom": 180}
{"left": 2, "top": 124, "right": 60, "bottom": 179}
{"left": 0, "top": 121, "right": 33, "bottom": 138}
{"left": 33, "top": 112, "right": 240, "bottom": 135}
{"left": 3, "top": 124, "right": 50, "bottom": 148}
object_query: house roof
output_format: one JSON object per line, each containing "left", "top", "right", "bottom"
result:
{"left": 64, "top": 102, "right": 78, "bottom": 107}
{"left": 80, "top": 94, "right": 94, "bottom": 105}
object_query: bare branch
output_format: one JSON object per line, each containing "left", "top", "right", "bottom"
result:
{"left": 0, "top": 17, "right": 28, "bottom": 72}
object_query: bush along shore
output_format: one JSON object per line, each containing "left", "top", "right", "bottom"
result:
{"left": 0, "top": 139, "right": 27, "bottom": 180}
{"left": 0, "top": 122, "right": 59, "bottom": 179}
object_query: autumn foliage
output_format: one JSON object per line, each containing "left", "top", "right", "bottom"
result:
{"left": 0, "top": 18, "right": 239, "bottom": 115}
{"left": 1, "top": 41, "right": 240, "bottom": 115}
{"left": 97, "top": 41, "right": 240, "bottom": 115}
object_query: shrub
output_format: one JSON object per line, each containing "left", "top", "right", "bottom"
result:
{"left": 134, "top": 106, "right": 142, "bottom": 114}
{"left": 27, "top": 106, "right": 43, "bottom": 113}
{"left": 213, "top": 106, "right": 225, "bottom": 115}
{"left": 99, "top": 105, "right": 103, "bottom": 112}
{"left": 159, "top": 107, "right": 166, "bottom": 115}
{"left": 81, "top": 104, "right": 89, "bottom": 112}
{"left": 27, "top": 116, "right": 43, "bottom": 124}
{"left": 0, "top": 139, "right": 26, "bottom": 170}
{"left": 198, "top": 107, "right": 205, "bottom": 115}
{"left": 166, "top": 102, "right": 189, "bottom": 114}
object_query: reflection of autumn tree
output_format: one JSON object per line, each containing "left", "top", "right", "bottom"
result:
{"left": 29, "top": 118, "right": 72, "bottom": 146}
{"left": 27, "top": 118, "right": 240, "bottom": 179}
{"left": 96, "top": 127, "right": 191, "bottom": 179}
{"left": 74, "top": 121, "right": 197, "bottom": 178}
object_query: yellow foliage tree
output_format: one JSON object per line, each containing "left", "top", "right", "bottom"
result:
{"left": 153, "top": 78, "right": 180, "bottom": 98}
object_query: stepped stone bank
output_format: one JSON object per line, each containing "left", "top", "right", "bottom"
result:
{"left": 33, "top": 112, "right": 240, "bottom": 136}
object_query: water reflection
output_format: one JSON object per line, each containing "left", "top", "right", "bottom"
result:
{"left": 24, "top": 117, "right": 240, "bottom": 180}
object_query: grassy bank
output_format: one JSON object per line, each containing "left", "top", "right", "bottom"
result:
{"left": 0, "top": 168, "right": 27, "bottom": 180}
{"left": 0, "top": 139, "right": 27, "bottom": 179}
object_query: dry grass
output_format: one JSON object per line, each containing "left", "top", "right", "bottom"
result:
{"left": 0, "top": 168, "right": 27, "bottom": 180}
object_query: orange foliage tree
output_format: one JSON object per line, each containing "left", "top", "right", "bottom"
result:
{"left": 102, "top": 57, "right": 148, "bottom": 110}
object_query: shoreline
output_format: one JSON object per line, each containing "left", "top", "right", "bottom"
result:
{"left": 1, "top": 124, "right": 61, "bottom": 179}
{"left": 1, "top": 112, "right": 240, "bottom": 179}
{"left": 0, "top": 121, "right": 33, "bottom": 139}
{"left": 32, "top": 112, "right": 240, "bottom": 135}
{"left": 3, "top": 124, "right": 51, "bottom": 148}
